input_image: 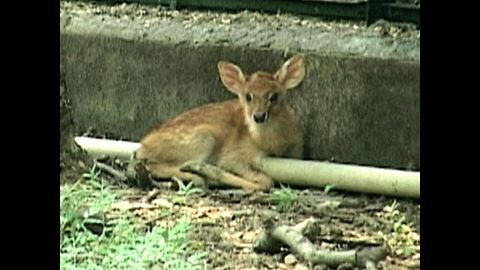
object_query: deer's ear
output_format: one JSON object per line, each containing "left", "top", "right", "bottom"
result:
{"left": 218, "top": 61, "right": 247, "bottom": 94}
{"left": 274, "top": 55, "right": 305, "bottom": 90}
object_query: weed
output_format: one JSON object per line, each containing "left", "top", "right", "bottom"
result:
{"left": 376, "top": 200, "right": 420, "bottom": 257}
{"left": 82, "top": 164, "right": 101, "bottom": 181}
{"left": 177, "top": 181, "right": 202, "bottom": 197}
{"left": 324, "top": 184, "right": 336, "bottom": 194}
{"left": 172, "top": 179, "right": 203, "bottom": 205}
{"left": 271, "top": 184, "right": 298, "bottom": 212}
{"left": 61, "top": 166, "right": 207, "bottom": 270}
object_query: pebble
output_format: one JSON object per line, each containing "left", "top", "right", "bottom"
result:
{"left": 284, "top": 254, "right": 297, "bottom": 265}
{"left": 293, "top": 263, "right": 309, "bottom": 270}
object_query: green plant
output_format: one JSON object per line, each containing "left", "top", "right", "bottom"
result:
{"left": 271, "top": 184, "right": 298, "bottom": 212}
{"left": 61, "top": 212, "right": 206, "bottom": 269}
{"left": 172, "top": 180, "right": 203, "bottom": 205}
{"left": 60, "top": 172, "right": 116, "bottom": 239}
{"left": 61, "top": 167, "right": 207, "bottom": 269}
{"left": 82, "top": 164, "right": 101, "bottom": 181}
{"left": 377, "top": 200, "right": 420, "bottom": 257}
{"left": 324, "top": 184, "right": 336, "bottom": 194}
{"left": 60, "top": 175, "right": 117, "bottom": 269}
{"left": 177, "top": 181, "right": 202, "bottom": 197}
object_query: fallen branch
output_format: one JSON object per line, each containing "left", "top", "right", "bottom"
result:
{"left": 213, "top": 189, "right": 252, "bottom": 202}
{"left": 316, "top": 235, "right": 383, "bottom": 247}
{"left": 141, "top": 188, "right": 162, "bottom": 203}
{"left": 95, "top": 161, "right": 128, "bottom": 182}
{"left": 253, "top": 217, "right": 388, "bottom": 268}
{"left": 74, "top": 137, "right": 420, "bottom": 198}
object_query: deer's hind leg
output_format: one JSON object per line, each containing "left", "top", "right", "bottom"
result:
{"left": 146, "top": 163, "right": 205, "bottom": 185}
{"left": 136, "top": 131, "right": 216, "bottom": 186}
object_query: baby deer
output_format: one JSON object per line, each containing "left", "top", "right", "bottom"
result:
{"left": 134, "top": 55, "right": 306, "bottom": 191}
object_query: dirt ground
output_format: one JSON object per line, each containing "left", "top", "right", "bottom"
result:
{"left": 60, "top": 151, "right": 420, "bottom": 270}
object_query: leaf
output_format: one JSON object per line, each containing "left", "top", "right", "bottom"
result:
{"left": 324, "top": 184, "right": 335, "bottom": 193}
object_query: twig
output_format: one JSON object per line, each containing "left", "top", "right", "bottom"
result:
{"left": 95, "top": 161, "right": 128, "bottom": 182}
{"left": 141, "top": 188, "right": 162, "bottom": 203}
{"left": 254, "top": 217, "right": 388, "bottom": 267}
{"left": 315, "top": 236, "right": 383, "bottom": 247}
{"left": 211, "top": 189, "right": 254, "bottom": 203}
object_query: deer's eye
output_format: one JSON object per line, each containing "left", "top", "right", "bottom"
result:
{"left": 246, "top": 93, "right": 253, "bottom": 102}
{"left": 269, "top": 93, "right": 279, "bottom": 103}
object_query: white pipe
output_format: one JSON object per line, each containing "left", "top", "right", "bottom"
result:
{"left": 74, "top": 137, "right": 140, "bottom": 159}
{"left": 73, "top": 136, "right": 419, "bottom": 198}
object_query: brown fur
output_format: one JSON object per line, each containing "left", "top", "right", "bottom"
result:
{"left": 135, "top": 56, "right": 306, "bottom": 191}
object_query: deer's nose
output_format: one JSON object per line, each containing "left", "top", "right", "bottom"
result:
{"left": 253, "top": 112, "right": 267, "bottom": 123}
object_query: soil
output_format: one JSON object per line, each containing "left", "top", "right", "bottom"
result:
{"left": 61, "top": 155, "right": 420, "bottom": 270}
{"left": 60, "top": 102, "right": 420, "bottom": 269}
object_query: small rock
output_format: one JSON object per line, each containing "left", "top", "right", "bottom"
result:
{"left": 241, "top": 231, "right": 257, "bottom": 243}
{"left": 78, "top": 160, "right": 85, "bottom": 169}
{"left": 284, "top": 254, "right": 297, "bottom": 266}
{"left": 337, "top": 262, "right": 354, "bottom": 270}
{"left": 151, "top": 198, "right": 173, "bottom": 208}
{"left": 313, "top": 265, "right": 327, "bottom": 270}
{"left": 150, "top": 264, "right": 162, "bottom": 270}
{"left": 293, "top": 263, "right": 309, "bottom": 270}
{"left": 365, "top": 260, "right": 378, "bottom": 270}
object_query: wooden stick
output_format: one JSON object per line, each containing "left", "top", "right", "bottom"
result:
{"left": 254, "top": 217, "right": 387, "bottom": 267}
{"left": 94, "top": 161, "right": 128, "bottom": 182}
{"left": 74, "top": 137, "right": 420, "bottom": 198}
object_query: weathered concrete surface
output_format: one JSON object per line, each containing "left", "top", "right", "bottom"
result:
{"left": 60, "top": 3, "right": 419, "bottom": 171}
{"left": 60, "top": 2, "right": 420, "bottom": 62}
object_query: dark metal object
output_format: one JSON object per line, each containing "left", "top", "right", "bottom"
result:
{"left": 367, "top": 0, "right": 385, "bottom": 25}
{"left": 381, "top": 2, "right": 420, "bottom": 25}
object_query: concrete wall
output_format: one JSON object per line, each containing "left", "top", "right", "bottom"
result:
{"left": 60, "top": 33, "right": 419, "bottom": 170}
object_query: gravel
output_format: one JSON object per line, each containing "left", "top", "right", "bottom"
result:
{"left": 61, "top": 1, "right": 420, "bottom": 61}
